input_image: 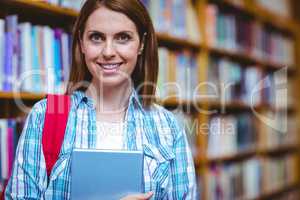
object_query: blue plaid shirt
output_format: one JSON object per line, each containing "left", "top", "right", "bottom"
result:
{"left": 5, "top": 90, "right": 197, "bottom": 199}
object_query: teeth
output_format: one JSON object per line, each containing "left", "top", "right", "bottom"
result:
{"left": 100, "top": 63, "right": 120, "bottom": 69}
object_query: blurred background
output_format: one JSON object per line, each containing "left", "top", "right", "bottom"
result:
{"left": 0, "top": 0, "right": 300, "bottom": 199}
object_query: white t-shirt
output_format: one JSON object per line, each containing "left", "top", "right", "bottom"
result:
{"left": 95, "top": 121, "right": 125, "bottom": 150}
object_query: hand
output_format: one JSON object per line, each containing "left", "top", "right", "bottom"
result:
{"left": 120, "top": 191, "right": 154, "bottom": 200}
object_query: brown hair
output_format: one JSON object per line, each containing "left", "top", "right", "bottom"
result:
{"left": 66, "top": 0, "right": 158, "bottom": 108}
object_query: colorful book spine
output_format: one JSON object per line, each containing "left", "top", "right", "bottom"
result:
{"left": 0, "top": 19, "right": 4, "bottom": 91}
{"left": 32, "top": 26, "right": 42, "bottom": 93}
{"left": 0, "top": 120, "right": 8, "bottom": 181}
{"left": 54, "top": 28, "right": 63, "bottom": 93}
{"left": 0, "top": 119, "right": 22, "bottom": 184}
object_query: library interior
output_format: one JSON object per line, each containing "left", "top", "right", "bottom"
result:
{"left": 0, "top": 0, "right": 300, "bottom": 199}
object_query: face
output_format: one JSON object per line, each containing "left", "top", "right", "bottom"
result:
{"left": 80, "top": 6, "right": 141, "bottom": 88}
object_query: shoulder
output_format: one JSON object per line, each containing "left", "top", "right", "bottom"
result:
{"left": 27, "top": 98, "right": 47, "bottom": 122}
{"left": 31, "top": 98, "right": 47, "bottom": 114}
{"left": 22, "top": 98, "right": 48, "bottom": 131}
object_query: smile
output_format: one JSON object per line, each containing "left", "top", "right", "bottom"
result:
{"left": 98, "top": 62, "right": 123, "bottom": 70}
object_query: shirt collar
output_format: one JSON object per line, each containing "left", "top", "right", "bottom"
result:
{"left": 72, "top": 89, "right": 144, "bottom": 111}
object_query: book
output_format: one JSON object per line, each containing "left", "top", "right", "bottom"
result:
{"left": 0, "top": 19, "right": 4, "bottom": 91}
{"left": 71, "top": 149, "right": 144, "bottom": 200}
{"left": 3, "top": 15, "right": 17, "bottom": 92}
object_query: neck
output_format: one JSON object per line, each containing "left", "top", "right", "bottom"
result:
{"left": 85, "top": 79, "right": 133, "bottom": 122}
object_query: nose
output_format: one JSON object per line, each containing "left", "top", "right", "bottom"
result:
{"left": 102, "top": 40, "right": 116, "bottom": 59}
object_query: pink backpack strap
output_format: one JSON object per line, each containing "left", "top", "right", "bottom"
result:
{"left": 42, "top": 94, "right": 71, "bottom": 178}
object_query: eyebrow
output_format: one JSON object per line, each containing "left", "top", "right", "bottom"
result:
{"left": 86, "top": 30, "right": 135, "bottom": 35}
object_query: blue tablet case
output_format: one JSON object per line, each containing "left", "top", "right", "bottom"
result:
{"left": 71, "top": 149, "right": 144, "bottom": 200}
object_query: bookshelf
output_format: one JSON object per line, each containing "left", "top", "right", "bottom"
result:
{"left": 0, "top": 0, "right": 300, "bottom": 199}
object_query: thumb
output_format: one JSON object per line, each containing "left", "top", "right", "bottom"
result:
{"left": 139, "top": 191, "right": 154, "bottom": 199}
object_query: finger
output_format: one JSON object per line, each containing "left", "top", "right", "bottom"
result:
{"left": 120, "top": 191, "right": 154, "bottom": 200}
{"left": 136, "top": 191, "right": 154, "bottom": 200}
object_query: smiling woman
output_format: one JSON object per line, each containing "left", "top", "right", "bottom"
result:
{"left": 67, "top": 0, "right": 158, "bottom": 108}
{"left": 4, "top": 0, "right": 197, "bottom": 199}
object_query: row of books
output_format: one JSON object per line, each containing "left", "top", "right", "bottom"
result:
{"left": 208, "top": 154, "right": 298, "bottom": 199}
{"left": 208, "top": 158, "right": 261, "bottom": 199}
{"left": 258, "top": 113, "right": 298, "bottom": 149}
{"left": 207, "top": 113, "right": 256, "bottom": 157}
{"left": 0, "top": 16, "right": 71, "bottom": 93}
{"left": 0, "top": 119, "right": 22, "bottom": 189}
{"left": 262, "top": 154, "right": 298, "bottom": 193}
{"left": 141, "top": 0, "right": 201, "bottom": 43}
{"left": 157, "top": 47, "right": 198, "bottom": 101}
{"left": 158, "top": 48, "right": 292, "bottom": 109}
{"left": 171, "top": 108, "right": 297, "bottom": 158}
{"left": 207, "top": 56, "right": 290, "bottom": 108}
{"left": 205, "top": 4, "right": 294, "bottom": 67}
{"left": 173, "top": 110, "right": 298, "bottom": 160}
{"left": 41, "top": 0, "right": 85, "bottom": 11}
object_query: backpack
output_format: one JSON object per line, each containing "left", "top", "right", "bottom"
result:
{"left": 1, "top": 94, "right": 71, "bottom": 199}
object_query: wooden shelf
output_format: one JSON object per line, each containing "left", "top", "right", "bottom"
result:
{"left": 157, "top": 97, "right": 206, "bottom": 108}
{"left": 0, "top": 92, "right": 45, "bottom": 100}
{"left": 260, "top": 144, "right": 299, "bottom": 156}
{"left": 204, "top": 148, "right": 257, "bottom": 164}
{"left": 208, "top": 46, "right": 295, "bottom": 72}
{"left": 158, "top": 97, "right": 296, "bottom": 113}
{"left": 156, "top": 33, "right": 201, "bottom": 50}
{"left": 250, "top": 183, "right": 300, "bottom": 200}
{"left": 250, "top": 4, "right": 298, "bottom": 34}
{"left": 200, "top": 144, "right": 299, "bottom": 164}
{"left": 208, "top": 100, "right": 270, "bottom": 111}
{"left": 1, "top": 0, "right": 78, "bottom": 18}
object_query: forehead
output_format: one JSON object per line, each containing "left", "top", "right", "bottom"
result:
{"left": 85, "top": 6, "right": 138, "bottom": 34}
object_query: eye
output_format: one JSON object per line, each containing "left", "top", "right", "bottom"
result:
{"left": 115, "top": 33, "right": 132, "bottom": 43}
{"left": 89, "top": 32, "right": 104, "bottom": 43}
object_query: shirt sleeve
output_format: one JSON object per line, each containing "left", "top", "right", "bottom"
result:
{"left": 166, "top": 112, "right": 197, "bottom": 199}
{"left": 5, "top": 100, "right": 47, "bottom": 199}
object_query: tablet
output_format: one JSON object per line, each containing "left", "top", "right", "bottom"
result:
{"left": 71, "top": 148, "right": 144, "bottom": 200}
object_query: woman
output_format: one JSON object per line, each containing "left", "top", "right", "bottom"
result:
{"left": 5, "top": 0, "right": 197, "bottom": 199}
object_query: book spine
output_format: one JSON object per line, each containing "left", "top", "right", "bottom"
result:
{"left": 0, "top": 19, "right": 4, "bottom": 91}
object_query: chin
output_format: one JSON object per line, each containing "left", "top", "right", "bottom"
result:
{"left": 99, "top": 77, "right": 131, "bottom": 88}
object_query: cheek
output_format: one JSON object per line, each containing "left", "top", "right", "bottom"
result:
{"left": 82, "top": 45, "right": 100, "bottom": 60}
{"left": 118, "top": 44, "right": 139, "bottom": 65}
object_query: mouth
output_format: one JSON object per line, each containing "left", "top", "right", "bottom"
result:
{"left": 97, "top": 62, "right": 123, "bottom": 70}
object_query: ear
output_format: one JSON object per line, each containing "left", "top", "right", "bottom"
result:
{"left": 138, "top": 42, "right": 144, "bottom": 55}
{"left": 138, "top": 32, "right": 147, "bottom": 55}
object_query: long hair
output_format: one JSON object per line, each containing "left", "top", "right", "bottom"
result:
{"left": 66, "top": 0, "right": 158, "bottom": 108}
